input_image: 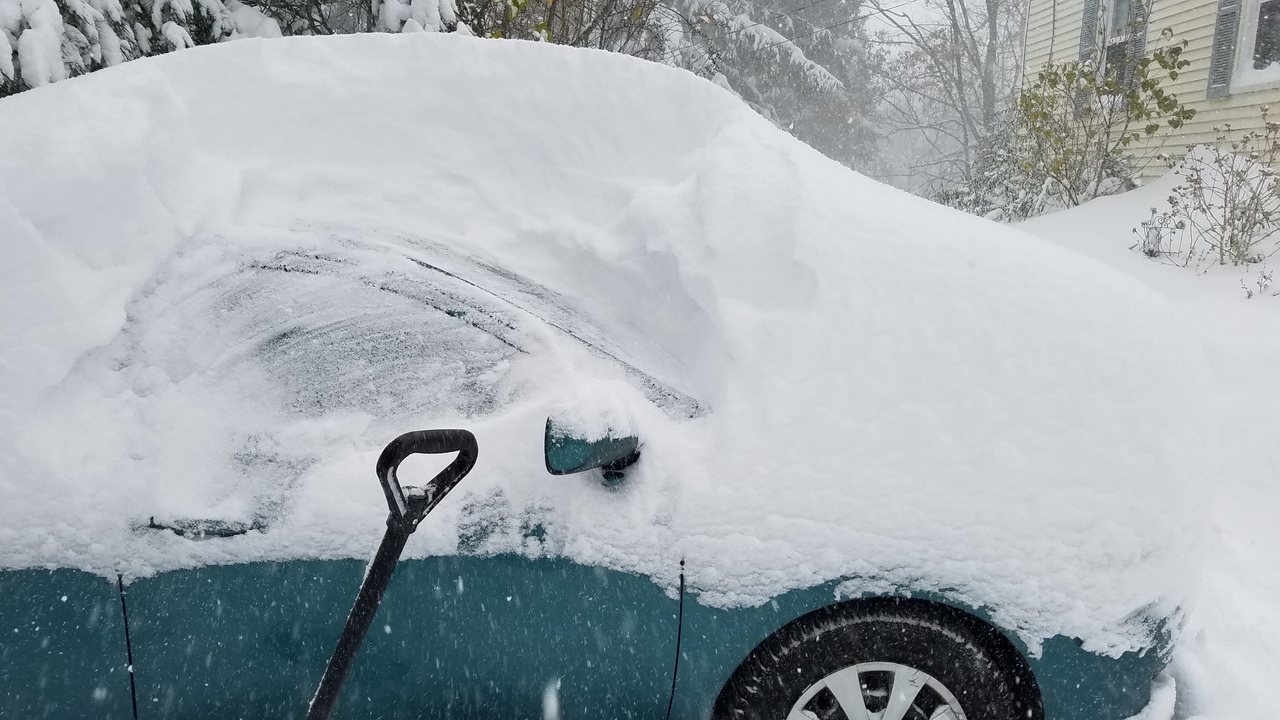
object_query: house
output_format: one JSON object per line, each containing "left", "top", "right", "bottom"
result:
{"left": 1022, "top": 0, "right": 1280, "bottom": 176}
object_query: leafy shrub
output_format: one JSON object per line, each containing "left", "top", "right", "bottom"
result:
{"left": 935, "top": 28, "right": 1194, "bottom": 222}
{"left": 1016, "top": 29, "right": 1194, "bottom": 209}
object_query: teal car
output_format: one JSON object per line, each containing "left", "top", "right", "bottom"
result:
{"left": 2, "top": 546, "right": 1170, "bottom": 720}
{"left": 2, "top": 232, "right": 1177, "bottom": 720}
{"left": 0, "top": 37, "right": 1201, "bottom": 720}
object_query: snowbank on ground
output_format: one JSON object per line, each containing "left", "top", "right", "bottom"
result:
{"left": 0, "top": 34, "right": 1211, "bottom": 654}
{"left": 1019, "top": 180, "right": 1280, "bottom": 718}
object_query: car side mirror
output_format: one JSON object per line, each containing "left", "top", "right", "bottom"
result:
{"left": 544, "top": 417, "right": 640, "bottom": 484}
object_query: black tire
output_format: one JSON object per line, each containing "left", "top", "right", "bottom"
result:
{"left": 712, "top": 597, "right": 1043, "bottom": 720}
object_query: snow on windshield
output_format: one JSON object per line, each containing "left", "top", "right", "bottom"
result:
{"left": 0, "top": 33, "right": 1210, "bottom": 655}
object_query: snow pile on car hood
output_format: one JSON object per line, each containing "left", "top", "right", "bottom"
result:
{"left": 0, "top": 34, "right": 1210, "bottom": 654}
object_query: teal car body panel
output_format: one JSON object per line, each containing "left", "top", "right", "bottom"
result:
{"left": 87, "top": 556, "right": 673, "bottom": 719}
{"left": 0, "top": 557, "right": 1167, "bottom": 720}
{"left": 0, "top": 568, "right": 133, "bottom": 719}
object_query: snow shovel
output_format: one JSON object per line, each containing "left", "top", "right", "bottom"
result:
{"left": 306, "top": 429, "right": 479, "bottom": 720}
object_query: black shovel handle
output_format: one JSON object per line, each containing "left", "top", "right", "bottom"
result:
{"left": 377, "top": 429, "right": 478, "bottom": 531}
{"left": 307, "top": 429, "right": 478, "bottom": 720}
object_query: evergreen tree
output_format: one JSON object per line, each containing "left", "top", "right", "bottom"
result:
{"left": 660, "top": 0, "right": 882, "bottom": 171}
{"left": 1, "top": 0, "right": 278, "bottom": 97}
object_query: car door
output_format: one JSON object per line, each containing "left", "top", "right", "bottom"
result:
{"left": 123, "top": 554, "right": 679, "bottom": 719}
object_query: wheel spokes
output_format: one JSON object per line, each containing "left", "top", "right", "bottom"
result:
{"left": 785, "top": 662, "right": 965, "bottom": 720}
{"left": 880, "top": 667, "right": 926, "bottom": 720}
{"left": 785, "top": 702, "right": 817, "bottom": 720}
{"left": 927, "top": 705, "right": 962, "bottom": 720}
{"left": 823, "top": 666, "right": 874, "bottom": 720}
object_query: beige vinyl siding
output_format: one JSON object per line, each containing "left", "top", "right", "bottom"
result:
{"left": 1023, "top": 0, "right": 1089, "bottom": 71}
{"left": 1021, "top": 0, "right": 1280, "bottom": 179}
{"left": 1130, "top": 0, "right": 1280, "bottom": 177}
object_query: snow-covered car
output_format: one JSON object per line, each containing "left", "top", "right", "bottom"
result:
{"left": 0, "top": 34, "right": 1205, "bottom": 720}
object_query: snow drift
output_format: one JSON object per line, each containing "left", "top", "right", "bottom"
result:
{"left": 0, "top": 33, "right": 1210, "bottom": 655}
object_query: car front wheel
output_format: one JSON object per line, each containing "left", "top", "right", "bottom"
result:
{"left": 711, "top": 597, "right": 1042, "bottom": 720}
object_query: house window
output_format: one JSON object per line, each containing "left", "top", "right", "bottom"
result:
{"left": 1105, "top": 40, "right": 1131, "bottom": 73}
{"left": 1227, "top": 0, "right": 1280, "bottom": 91}
{"left": 1103, "top": 0, "right": 1140, "bottom": 82}
{"left": 1106, "top": 0, "right": 1133, "bottom": 43}
{"left": 1255, "top": 0, "right": 1280, "bottom": 69}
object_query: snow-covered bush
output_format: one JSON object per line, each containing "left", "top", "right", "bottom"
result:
{"left": 1139, "top": 108, "right": 1280, "bottom": 275}
{"left": 930, "top": 112, "right": 1049, "bottom": 222}
{"left": 373, "top": 0, "right": 455, "bottom": 33}
{"left": 0, "top": 0, "right": 138, "bottom": 91}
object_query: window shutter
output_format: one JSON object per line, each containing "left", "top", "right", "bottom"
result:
{"left": 1207, "top": 0, "right": 1242, "bottom": 98}
{"left": 1079, "top": 0, "right": 1102, "bottom": 62}
{"left": 1124, "top": 0, "right": 1149, "bottom": 88}
{"left": 1076, "top": 0, "right": 1103, "bottom": 113}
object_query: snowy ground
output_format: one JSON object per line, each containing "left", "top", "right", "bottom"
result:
{"left": 1021, "top": 181, "right": 1280, "bottom": 720}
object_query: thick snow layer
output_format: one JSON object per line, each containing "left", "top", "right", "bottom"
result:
{"left": 0, "top": 34, "right": 1211, "bottom": 655}
{"left": 1020, "top": 182, "right": 1280, "bottom": 718}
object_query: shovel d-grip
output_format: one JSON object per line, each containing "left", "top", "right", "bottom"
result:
{"left": 306, "top": 429, "right": 478, "bottom": 720}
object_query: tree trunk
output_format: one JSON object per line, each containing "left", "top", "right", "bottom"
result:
{"left": 982, "top": 0, "right": 998, "bottom": 132}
